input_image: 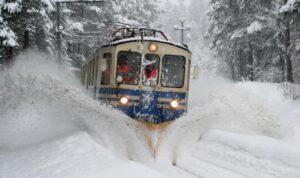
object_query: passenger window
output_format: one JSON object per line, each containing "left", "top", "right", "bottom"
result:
{"left": 101, "top": 53, "right": 112, "bottom": 85}
{"left": 116, "top": 51, "right": 141, "bottom": 85}
{"left": 142, "top": 54, "right": 160, "bottom": 86}
{"left": 161, "top": 55, "right": 185, "bottom": 88}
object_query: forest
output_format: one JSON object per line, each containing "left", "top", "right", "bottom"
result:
{"left": 0, "top": 0, "right": 299, "bottom": 84}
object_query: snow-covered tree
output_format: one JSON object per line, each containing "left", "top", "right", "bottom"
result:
{"left": 0, "top": 0, "right": 54, "bottom": 65}
{"left": 0, "top": 0, "right": 22, "bottom": 63}
{"left": 206, "top": 0, "right": 299, "bottom": 82}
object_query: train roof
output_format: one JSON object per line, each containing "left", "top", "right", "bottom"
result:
{"left": 101, "top": 36, "right": 191, "bottom": 53}
{"left": 100, "top": 27, "right": 191, "bottom": 53}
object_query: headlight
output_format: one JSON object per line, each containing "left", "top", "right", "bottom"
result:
{"left": 148, "top": 43, "right": 158, "bottom": 52}
{"left": 170, "top": 100, "right": 179, "bottom": 108}
{"left": 120, "top": 96, "right": 129, "bottom": 105}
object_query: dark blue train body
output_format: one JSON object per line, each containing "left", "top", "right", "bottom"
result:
{"left": 98, "top": 87, "right": 187, "bottom": 124}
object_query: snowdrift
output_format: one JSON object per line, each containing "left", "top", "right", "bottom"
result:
{"left": 157, "top": 76, "right": 300, "bottom": 178}
{"left": 0, "top": 51, "right": 160, "bottom": 178}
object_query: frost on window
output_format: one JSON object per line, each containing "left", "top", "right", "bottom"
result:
{"left": 143, "top": 54, "right": 160, "bottom": 86}
{"left": 116, "top": 51, "right": 141, "bottom": 85}
{"left": 162, "top": 55, "right": 185, "bottom": 88}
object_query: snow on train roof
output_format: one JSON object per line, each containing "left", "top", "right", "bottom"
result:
{"left": 106, "top": 36, "right": 190, "bottom": 51}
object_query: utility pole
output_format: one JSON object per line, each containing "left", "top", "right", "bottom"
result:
{"left": 174, "top": 18, "right": 191, "bottom": 44}
{"left": 55, "top": 0, "right": 105, "bottom": 64}
{"left": 56, "top": 2, "right": 61, "bottom": 63}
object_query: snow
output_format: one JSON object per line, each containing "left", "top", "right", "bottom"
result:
{"left": 114, "top": 14, "right": 140, "bottom": 26}
{"left": 3, "top": 2, "right": 21, "bottom": 13}
{"left": 1, "top": 132, "right": 167, "bottom": 178}
{"left": 1, "top": 51, "right": 300, "bottom": 178}
{"left": 280, "top": 0, "right": 297, "bottom": 13}
{"left": 247, "top": 21, "right": 263, "bottom": 34}
{"left": 0, "top": 26, "right": 17, "bottom": 47}
{"left": 42, "top": 0, "right": 54, "bottom": 11}
{"left": 157, "top": 76, "right": 300, "bottom": 178}
{"left": 89, "top": 5, "right": 102, "bottom": 14}
{"left": 110, "top": 36, "right": 187, "bottom": 49}
{"left": 72, "top": 22, "right": 84, "bottom": 32}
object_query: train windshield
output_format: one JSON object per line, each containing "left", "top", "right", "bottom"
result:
{"left": 161, "top": 55, "right": 186, "bottom": 88}
{"left": 142, "top": 54, "right": 160, "bottom": 86}
{"left": 117, "top": 51, "right": 141, "bottom": 85}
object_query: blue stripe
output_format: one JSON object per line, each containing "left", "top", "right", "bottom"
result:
{"left": 97, "top": 87, "right": 188, "bottom": 124}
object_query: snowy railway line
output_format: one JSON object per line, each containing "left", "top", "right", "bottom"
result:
{"left": 1, "top": 54, "right": 300, "bottom": 178}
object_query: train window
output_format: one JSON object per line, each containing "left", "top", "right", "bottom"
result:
{"left": 117, "top": 51, "right": 142, "bottom": 85}
{"left": 142, "top": 54, "right": 160, "bottom": 86}
{"left": 101, "top": 56, "right": 112, "bottom": 85}
{"left": 161, "top": 55, "right": 186, "bottom": 88}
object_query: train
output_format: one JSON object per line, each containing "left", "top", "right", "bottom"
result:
{"left": 81, "top": 27, "right": 192, "bottom": 124}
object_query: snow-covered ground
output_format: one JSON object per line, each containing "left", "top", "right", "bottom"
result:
{"left": 0, "top": 52, "right": 300, "bottom": 178}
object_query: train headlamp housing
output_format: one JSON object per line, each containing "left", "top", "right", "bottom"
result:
{"left": 120, "top": 96, "right": 129, "bottom": 105}
{"left": 170, "top": 100, "right": 179, "bottom": 109}
{"left": 148, "top": 43, "right": 158, "bottom": 52}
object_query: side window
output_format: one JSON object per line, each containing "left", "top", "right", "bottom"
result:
{"left": 101, "top": 53, "right": 112, "bottom": 85}
{"left": 142, "top": 54, "right": 160, "bottom": 86}
{"left": 161, "top": 55, "right": 186, "bottom": 88}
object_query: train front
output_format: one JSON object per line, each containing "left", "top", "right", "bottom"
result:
{"left": 99, "top": 36, "right": 191, "bottom": 124}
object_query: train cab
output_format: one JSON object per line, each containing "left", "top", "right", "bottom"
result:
{"left": 81, "top": 28, "right": 192, "bottom": 124}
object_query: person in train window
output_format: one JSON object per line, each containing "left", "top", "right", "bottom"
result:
{"left": 117, "top": 57, "right": 138, "bottom": 84}
{"left": 144, "top": 63, "right": 158, "bottom": 86}
{"left": 117, "top": 59, "right": 130, "bottom": 73}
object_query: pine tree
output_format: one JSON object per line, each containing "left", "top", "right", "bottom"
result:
{"left": 0, "top": 0, "right": 54, "bottom": 64}
{"left": 0, "top": 0, "right": 22, "bottom": 63}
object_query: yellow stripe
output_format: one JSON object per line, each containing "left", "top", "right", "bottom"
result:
{"left": 157, "top": 104, "right": 186, "bottom": 110}
{"left": 157, "top": 98, "right": 186, "bottom": 103}
{"left": 99, "top": 94, "right": 140, "bottom": 101}
{"left": 111, "top": 101, "right": 139, "bottom": 106}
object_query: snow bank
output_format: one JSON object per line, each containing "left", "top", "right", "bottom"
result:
{"left": 157, "top": 77, "right": 300, "bottom": 177}
{"left": 0, "top": 51, "right": 151, "bottom": 160}
{"left": 0, "top": 132, "right": 167, "bottom": 178}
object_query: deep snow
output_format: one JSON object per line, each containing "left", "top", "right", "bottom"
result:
{"left": 0, "top": 52, "right": 300, "bottom": 178}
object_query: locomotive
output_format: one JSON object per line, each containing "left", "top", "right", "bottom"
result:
{"left": 81, "top": 27, "right": 192, "bottom": 124}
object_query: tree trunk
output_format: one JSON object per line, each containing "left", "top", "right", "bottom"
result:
{"left": 23, "top": 30, "right": 30, "bottom": 49}
{"left": 5, "top": 47, "right": 14, "bottom": 64}
{"left": 238, "top": 47, "right": 244, "bottom": 80}
{"left": 230, "top": 58, "right": 236, "bottom": 81}
{"left": 280, "top": 54, "right": 285, "bottom": 82}
{"left": 283, "top": 0, "right": 294, "bottom": 83}
{"left": 247, "top": 40, "right": 254, "bottom": 81}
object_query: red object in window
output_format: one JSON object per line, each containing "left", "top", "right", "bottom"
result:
{"left": 145, "top": 65, "right": 157, "bottom": 79}
{"left": 117, "top": 63, "right": 130, "bottom": 73}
